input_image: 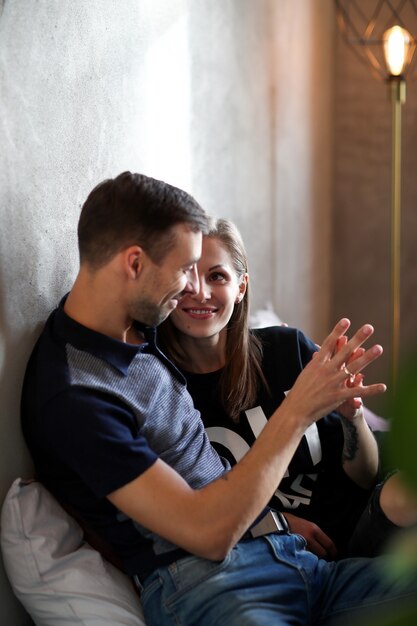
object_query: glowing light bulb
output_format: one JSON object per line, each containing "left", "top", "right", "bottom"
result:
{"left": 383, "top": 25, "right": 411, "bottom": 76}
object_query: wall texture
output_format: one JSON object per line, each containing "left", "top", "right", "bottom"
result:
{"left": 0, "top": 1, "right": 333, "bottom": 622}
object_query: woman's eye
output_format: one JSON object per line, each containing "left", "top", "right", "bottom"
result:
{"left": 209, "top": 272, "right": 227, "bottom": 282}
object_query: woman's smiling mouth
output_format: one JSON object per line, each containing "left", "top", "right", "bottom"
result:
{"left": 182, "top": 307, "right": 218, "bottom": 319}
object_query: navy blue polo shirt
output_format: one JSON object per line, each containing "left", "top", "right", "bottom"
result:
{"left": 21, "top": 300, "right": 227, "bottom": 575}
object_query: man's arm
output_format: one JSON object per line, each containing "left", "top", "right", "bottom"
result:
{"left": 108, "top": 409, "right": 306, "bottom": 561}
{"left": 109, "top": 320, "right": 386, "bottom": 560}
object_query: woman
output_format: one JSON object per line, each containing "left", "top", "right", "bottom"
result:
{"left": 158, "top": 217, "right": 416, "bottom": 559}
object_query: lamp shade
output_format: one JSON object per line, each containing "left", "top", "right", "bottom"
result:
{"left": 335, "top": 0, "right": 417, "bottom": 81}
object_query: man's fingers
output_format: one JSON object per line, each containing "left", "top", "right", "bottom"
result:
{"left": 346, "top": 345, "right": 383, "bottom": 378}
{"left": 347, "top": 347, "right": 365, "bottom": 365}
{"left": 331, "top": 324, "right": 375, "bottom": 370}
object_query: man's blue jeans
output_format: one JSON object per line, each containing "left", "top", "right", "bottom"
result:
{"left": 141, "top": 533, "right": 417, "bottom": 625}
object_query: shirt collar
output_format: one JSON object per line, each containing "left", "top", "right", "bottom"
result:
{"left": 52, "top": 298, "right": 155, "bottom": 376}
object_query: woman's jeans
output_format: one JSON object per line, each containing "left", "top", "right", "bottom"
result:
{"left": 141, "top": 533, "right": 417, "bottom": 626}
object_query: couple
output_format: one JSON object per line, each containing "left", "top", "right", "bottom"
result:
{"left": 22, "top": 172, "right": 417, "bottom": 626}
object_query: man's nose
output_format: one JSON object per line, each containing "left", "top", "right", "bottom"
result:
{"left": 184, "top": 265, "right": 199, "bottom": 295}
{"left": 193, "top": 277, "right": 211, "bottom": 303}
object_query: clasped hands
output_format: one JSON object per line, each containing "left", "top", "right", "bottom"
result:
{"left": 287, "top": 318, "right": 386, "bottom": 424}
{"left": 333, "top": 324, "right": 372, "bottom": 421}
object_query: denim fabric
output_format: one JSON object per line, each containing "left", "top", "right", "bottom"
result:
{"left": 141, "top": 533, "right": 417, "bottom": 626}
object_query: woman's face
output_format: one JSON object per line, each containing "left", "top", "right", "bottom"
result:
{"left": 169, "top": 236, "right": 247, "bottom": 340}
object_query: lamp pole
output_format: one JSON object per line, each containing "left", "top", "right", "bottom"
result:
{"left": 388, "top": 76, "right": 406, "bottom": 393}
{"left": 383, "top": 24, "right": 411, "bottom": 389}
{"left": 389, "top": 76, "right": 405, "bottom": 391}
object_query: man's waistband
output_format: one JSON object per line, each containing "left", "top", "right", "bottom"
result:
{"left": 244, "top": 509, "right": 289, "bottom": 539}
{"left": 133, "top": 510, "right": 289, "bottom": 591}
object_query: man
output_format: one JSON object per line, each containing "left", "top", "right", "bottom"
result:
{"left": 22, "top": 171, "right": 416, "bottom": 625}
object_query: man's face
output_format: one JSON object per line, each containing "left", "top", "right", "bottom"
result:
{"left": 129, "top": 223, "right": 202, "bottom": 327}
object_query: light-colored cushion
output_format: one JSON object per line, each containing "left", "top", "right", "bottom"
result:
{"left": 250, "top": 303, "right": 283, "bottom": 328}
{"left": 0, "top": 478, "right": 146, "bottom": 625}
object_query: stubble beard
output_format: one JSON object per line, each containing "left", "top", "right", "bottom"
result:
{"left": 129, "top": 297, "right": 171, "bottom": 327}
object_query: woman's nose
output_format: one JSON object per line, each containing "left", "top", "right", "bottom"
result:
{"left": 193, "top": 279, "right": 211, "bottom": 303}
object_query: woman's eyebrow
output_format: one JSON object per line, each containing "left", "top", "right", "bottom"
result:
{"left": 208, "top": 264, "right": 227, "bottom": 271}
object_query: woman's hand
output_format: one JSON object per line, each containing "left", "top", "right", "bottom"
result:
{"left": 335, "top": 337, "right": 365, "bottom": 421}
{"left": 321, "top": 329, "right": 380, "bottom": 488}
{"left": 284, "top": 512, "right": 338, "bottom": 560}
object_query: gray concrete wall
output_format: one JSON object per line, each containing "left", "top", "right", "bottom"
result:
{"left": 0, "top": 1, "right": 333, "bottom": 622}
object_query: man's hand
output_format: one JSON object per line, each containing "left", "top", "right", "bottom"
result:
{"left": 284, "top": 513, "right": 338, "bottom": 560}
{"left": 285, "top": 319, "right": 386, "bottom": 426}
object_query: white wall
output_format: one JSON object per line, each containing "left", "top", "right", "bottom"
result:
{"left": 272, "top": 0, "right": 334, "bottom": 337}
{"left": 0, "top": 1, "right": 334, "bottom": 622}
{"left": 186, "top": 1, "right": 334, "bottom": 338}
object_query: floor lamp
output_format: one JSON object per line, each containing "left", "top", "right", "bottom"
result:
{"left": 384, "top": 26, "right": 410, "bottom": 390}
{"left": 335, "top": 1, "right": 417, "bottom": 390}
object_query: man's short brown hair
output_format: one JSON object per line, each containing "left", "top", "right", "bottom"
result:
{"left": 78, "top": 172, "right": 208, "bottom": 269}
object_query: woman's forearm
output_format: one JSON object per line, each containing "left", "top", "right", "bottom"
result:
{"left": 341, "top": 408, "right": 379, "bottom": 488}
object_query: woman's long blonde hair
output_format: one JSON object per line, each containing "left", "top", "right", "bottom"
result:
{"left": 157, "top": 218, "right": 268, "bottom": 422}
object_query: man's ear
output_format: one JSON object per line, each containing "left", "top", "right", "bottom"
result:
{"left": 123, "top": 246, "right": 144, "bottom": 279}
